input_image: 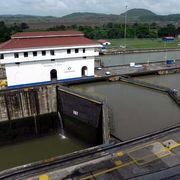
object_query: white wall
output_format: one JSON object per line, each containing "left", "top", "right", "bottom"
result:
{"left": 5, "top": 57, "right": 94, "bottom": 87}
{"left": 1, "top": 47, "right": 99, "bottom": 64}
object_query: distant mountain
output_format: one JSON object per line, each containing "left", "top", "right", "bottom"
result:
{"left": 62, "top": 12, "right": 108, "bottom": 19}
{"left": 0, "top": 9, "right": 180, "bottom": 29}
{"left": 60, "top": 12, "right": 122, "bottom": 25}
{"left": 121, "top": 8, "right": 156, "bottom": 17}
{"left": 121, "top": 9, "right": 180, "bottom": 23}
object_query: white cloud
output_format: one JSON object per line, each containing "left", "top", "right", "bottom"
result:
{"left": 0, "top": 0, "right": 180, "bottom": 16}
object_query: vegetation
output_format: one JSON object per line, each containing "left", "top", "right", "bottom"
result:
{"left": 48, "top": 23, "right": 180, "bottom": 40}
{"left": 110, "top": 38, "right": 180, "bottom": 49}
{"left": 1, "top": 8, "right": 180, "bottom": 51}
{"left": 0, "top": 21, "right": 29, "bottom": 42}
{"left": 61, "top": 9, "right": 180, "bottom": 25}
{"left": 0, "top": 8, "right": 180, "bottom": 29}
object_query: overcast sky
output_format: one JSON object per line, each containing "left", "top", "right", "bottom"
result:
{"left": 1, "top": 0, "right": 180, "bottom": 17}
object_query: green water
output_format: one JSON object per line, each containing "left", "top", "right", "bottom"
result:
{"left": 136, "top": 73, "right": 180, "bottom": 96}
{"left": 72, "top": 81, "right": 180, "bottom": 141}
{"left": 0, "top": 133, "right": 88, "bottom": 171}
{"left": 101, "top": 51, "right": 180, "bottom": 66}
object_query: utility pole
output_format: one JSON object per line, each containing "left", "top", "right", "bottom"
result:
{"left": 124, "top": 3, "right": 128, "bottom": 48}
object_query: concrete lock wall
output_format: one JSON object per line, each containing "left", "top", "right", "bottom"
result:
{"left": 0, "top": 84, "right": 109, "bottom": 144}
{"left": 0, "top": 85, "right": 57, "bottom": 122}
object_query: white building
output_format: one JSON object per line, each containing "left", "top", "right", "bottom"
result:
{"left": 0, "top": 31, "right": 100, "bottom": 88}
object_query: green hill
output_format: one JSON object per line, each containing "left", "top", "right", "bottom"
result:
{"left": 121, "top": 8, "right": 156, "bottom": 17}
{"left": 1, "top": 8, "right": 180, "bottom": 29}
{"left": 61, "top": 12, "right": 122, "bottom": 25}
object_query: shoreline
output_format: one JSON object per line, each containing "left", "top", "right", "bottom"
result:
{"left": 103, "top": 47, "right": 180, "bottom": 55}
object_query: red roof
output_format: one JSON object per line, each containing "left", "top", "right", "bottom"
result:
{"left": 97, "top": 39, "right": 110, "bottom": 44}
{"left": 12, "top": 31, "right": 84, "bottom": 39}
{"left": 0, "top": 31, "right": 98, "bottom": 51}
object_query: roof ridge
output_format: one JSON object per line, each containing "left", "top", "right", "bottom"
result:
{"left": 11, "top": 31, "right": 84, "bottom": 39}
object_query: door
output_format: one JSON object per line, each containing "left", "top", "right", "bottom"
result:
{"left": 50, "top": 69, "right": 57, "bottom": 82}
{"left": 82, "top": 66, "right": 88, "bottom": 77}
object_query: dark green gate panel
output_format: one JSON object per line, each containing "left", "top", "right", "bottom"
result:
{"left": 57, "top": 88, "right": 102, "bottom": 128}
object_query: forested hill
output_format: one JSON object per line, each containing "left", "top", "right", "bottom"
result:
{"left": 1, "top": 8, "right": 180, "bottom": 42}
{"left": 61, "top": 9, "right": 180, "bottom": 24}
{"left": 0, "top": 8, "right": 180, "bottom": 29}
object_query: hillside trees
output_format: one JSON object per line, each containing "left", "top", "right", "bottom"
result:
{"left": 0, "top": 21, "right": 29, "bottom": 43}
{"left": 1, "top": 21, "right": 180, "bottom": 43}
{"left": 47, "top": 22, "right": 180, "bottom": 39}
{"left": 158, "top": 24, "right": 176, "bottom": 37}
{"left": 0, "top": 21, "right": 11, "bottom": 42}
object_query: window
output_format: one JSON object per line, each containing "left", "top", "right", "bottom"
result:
{"left": 15, "top": 62, "right": 20, "bottom": 65}
{"left": 42, "top": 51, "right": 46, "bottom": 56}
{"left": 83, "top": 56, "right": 87, "bottom": 59}
{"left": 14, "top": 53, "right": 19, "bottom": 58}
{"left": 50, "top": 50, "right": 55, "bottom": 56}
{"left": 33, "top": 51, "right": 37, "bottom": 56}
{"left": 75, "top": 49, "right": 79, "bottom": 53}
{"left": 67, "top": 49, "right": 71, "bottom": 54}
{"left": 83, "top": 48, "right": 85, "bottom": 53}
{"left": 0, "top": 54, "right": 4, "bottom": 59}
{"left": 51, "top": 59, "right": 55, "bottom": 62}
{"left": 24, "top": 52, "right": 28, "bottom": 57}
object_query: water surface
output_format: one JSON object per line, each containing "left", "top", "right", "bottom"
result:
{"left": 101, "top": 50, "right": 180, "bottom": 66}
{"left": 0, "top": 133, "right": 88, "bottom": 171}
{"left": 73, "top": 81, "right": 180, "bottom": 141}
{"left": 136, "top": 73, "right": 180, "bottom": 96}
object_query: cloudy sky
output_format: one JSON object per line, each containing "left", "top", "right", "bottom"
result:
{"left": 1, "top": 0, "right": 180, "bottom": 17}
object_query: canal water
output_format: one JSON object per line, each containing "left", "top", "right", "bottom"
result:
{"left": 100, "top": 50, "right": 180, "bottom": 66}
{"left": 0, "top": 132, "right": 89, "bottom": 171}
{"left": 0, "top": 114, "right": 94, "bottom": 171}
{"left": 136, "top": 73, "right": 180, "bottom": 96}
{"left": 72, "top": 81, "right": 180, "bottom": 141}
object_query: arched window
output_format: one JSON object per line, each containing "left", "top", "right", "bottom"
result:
{"left": 50, "top": 69, "right": 57, "bottom": 81}
{"left": 82, "top": 66, "right": 88, "bottom": 77}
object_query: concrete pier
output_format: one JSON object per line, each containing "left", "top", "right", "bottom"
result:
{"left": 96, "top": 60, "right": 180, "bottom": 77}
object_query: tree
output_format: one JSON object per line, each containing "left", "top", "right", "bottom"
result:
{"left": 176, "top": 26, "right": 180, "bottom": 36}
{"left": 0, "top": 21, "right": 11, "bottom": 42}
{"left": 20, "top": 22, "right": 29, "bottom": 30}
{"left": 136, "top": 24, "right": 149, "bottom": 38}
{"left": 158, "top": 24, "right": 176, "bottom": 37}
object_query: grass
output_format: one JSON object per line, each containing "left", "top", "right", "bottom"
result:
{"left": 108, "top": 38, "right": 180, "bottom": 50}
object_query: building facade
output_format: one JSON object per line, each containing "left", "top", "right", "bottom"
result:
{"left": 0, "top": 31, "right": 100, "bottom": 87}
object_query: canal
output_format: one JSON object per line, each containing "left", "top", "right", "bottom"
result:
{"left": 72, "top": 81, "right": 180, "bottom": 141}
{"left": 0, "top": 130, "right": 89, "bottom": 171}
{"left": 101, "top": 50, "right": 180, "bottom": 66}
{"left": 0, "top": 114, "right": 92, "bottom": 171}
{"left": 1, "top": 51, "right": 180, "bottom": 172}
{"left": 136, "top": 73, "right": 180, "bottom": 96}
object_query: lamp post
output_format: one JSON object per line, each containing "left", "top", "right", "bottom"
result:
{"left": 124, "top": 4, "right": 128, "bottom": 48}
{"left": 164, "top": 40, "right": 167, "bottom": 63}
